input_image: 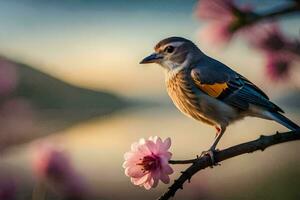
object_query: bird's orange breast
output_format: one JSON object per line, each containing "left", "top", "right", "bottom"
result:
{"left": 165, "top": 70, "right": 216, "bottom": 126}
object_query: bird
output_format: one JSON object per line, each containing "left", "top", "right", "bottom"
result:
{"left": 140, "top": 36, "right": 299, "bottom": 163}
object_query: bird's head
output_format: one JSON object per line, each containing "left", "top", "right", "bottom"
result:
{"left": 140, "top": 37, "right": 203, "bottom": 71}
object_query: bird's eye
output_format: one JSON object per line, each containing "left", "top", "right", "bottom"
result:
{"left": 164, "top": 46, "right": 174, "bottom": 53}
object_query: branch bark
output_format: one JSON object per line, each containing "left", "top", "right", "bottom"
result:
{"left": 160, "top": 130, "right": 300, "bottom": 200}
{"left": 243, "top": 2, "right": 300, "bottom": 28}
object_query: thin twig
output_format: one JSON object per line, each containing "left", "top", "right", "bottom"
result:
{"left": 255, "top": 3, "right": 300, "bottom": 21}
{"left": 229, "top": 2, "right": 300, "bottom": 32}
{"left": 158, "top": 130, "right": 300, "bottom": 200}
{"left": 245, "top": 3, "right": 300, "bottom": 27}
{"left": 169, "top": 159, "right": 196, "bottom": 165}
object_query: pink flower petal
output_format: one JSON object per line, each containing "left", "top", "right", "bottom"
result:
{"left": 139, "top": 138, "right": 146, "bottom": 145}
{"left": 152, "top": 178, "right": 159, "bottom": 188}
{"left": 145, "top": 140, "right": 159, "bottom": 154}
{"left": 148, "top": 177, "right": 155, "bottom": 187}
{"left": 151, "top": 169, "right": 161, "bottom": 187}
{"left": 123, "top": 152, "right": 144, "bottom": 167}
{"left": 155, "top": 137, "right": 163, "bottom": 146}
{"left": 161, "top": 152, "right": 172, "bottom": 160}
{"left": 124, "top": 152, "right": 133, "bottom": 160}
{"left": 160, "top": 173, "right": 170, "bottom": 184}
{"left": 144, "top": 181, "right": 152, "bottom": 190}
{"left": 162, "top": 138, "right": 171, "bottom": 150}
{"left": 131, "top": 173, "right": 149, "bottom": 185}
{"left": 137, "top": 143, "right": 151, "bottom": 155}
{"left": 130, "top": 142, "right": 139, "bottom": 151}
{"left": 123, "top": 160, "right": 140, "bottom": 168}
{"left": 162, "top": 165, "right": 174, "bottom": 175}
{"left": 122, "top": 161, "right": 128, "bottom": 168}
{"left": 125, "top": 165, "right": 144, "bottom": 178}
{"left": 159, "top": 155, "right": 171, "bottom": 167}
{"left": 148, "top": 136, "right": 156, "bottom": 142}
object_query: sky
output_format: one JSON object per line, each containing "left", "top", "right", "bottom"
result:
{"left": 0, "top": 0, "right": 298, "bottom": 99}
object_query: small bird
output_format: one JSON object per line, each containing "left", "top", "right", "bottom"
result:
{"left": 140, "top": 37, "right": 299, "bottom": 163}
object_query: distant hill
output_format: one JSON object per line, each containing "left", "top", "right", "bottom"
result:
{"left": 0, "top": 56, "right": 128, "bottom": 148}
{"left": 14, "top": 61, "right": 126, "bottom": 111}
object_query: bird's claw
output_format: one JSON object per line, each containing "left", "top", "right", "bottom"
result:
{"left": 200, "top": 149, "right": 219, "bottom": 166}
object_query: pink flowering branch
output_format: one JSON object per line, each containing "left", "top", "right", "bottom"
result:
{"left": 198, "top": 0, "right": 300, "bottom": 44}
{"left": 197, "top": 0, "right": 300, "bottom": 80}
{"left": 158, "top": 129, "right": 300, "bottom": 200}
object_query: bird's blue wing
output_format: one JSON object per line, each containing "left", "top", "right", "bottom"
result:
{"left": 191, "top": 56, "right": 283, "bottom": 113}
{"left": 219, "top": 75, "right": 283, "bottom": 112}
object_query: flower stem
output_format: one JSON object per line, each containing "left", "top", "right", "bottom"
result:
{"left": 169, "top": 159, "right": 197, "bottom": 165}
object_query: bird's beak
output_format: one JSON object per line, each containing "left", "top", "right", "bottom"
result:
{"left": 140, "top": 53, "right": 163, "bottom": 64}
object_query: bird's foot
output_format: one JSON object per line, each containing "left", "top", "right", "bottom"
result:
{"left": 200, "top": 149, "right": 220, "bottom": 167}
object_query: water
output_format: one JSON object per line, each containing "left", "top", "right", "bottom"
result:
{"left": 2, "top": 106, "right": 300, "bottom": 200}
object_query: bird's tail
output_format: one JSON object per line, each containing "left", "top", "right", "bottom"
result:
{"left": 270, "top": 112, "right": 299, "bottom": 131}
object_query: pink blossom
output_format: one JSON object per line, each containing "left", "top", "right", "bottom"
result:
{"left": 0, "top": 59, "right": 18, "bottom": 96}
{"left": 32, "top": 144, "right": 87, "bottom": 199}
{"left": 245, "top": 23, "right": 298, "bottom": 81}
{"left": 247, "top": 23, "right": 291, "bottom": 53}
{"left": 123, "top": 136, "right": 173, "bottom": 190}
{"left": 197, "top": 0, "right": 254, "bottom": 45}
{"left": 265, "top": 53, "right": 292, "bottom": 80}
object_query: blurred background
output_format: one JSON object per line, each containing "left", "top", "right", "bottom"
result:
{"left": 0, "top": 0, "right": 299, "bottom": 199}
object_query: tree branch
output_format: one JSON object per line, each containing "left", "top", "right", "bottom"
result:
{"left": 254, "top": 3, "right": 300, "bottom": 21}
{"left": 233, "top": 2, "right": 300, "bottom": 31}
{"left": 159, "top": 129, "right": 300, "bottom": 200}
